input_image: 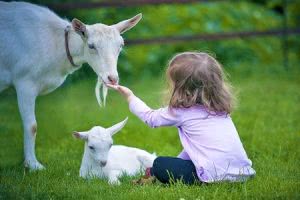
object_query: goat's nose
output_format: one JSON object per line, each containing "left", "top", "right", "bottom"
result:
{"left": 100, "top": 161, "right": 107, "bottom": 166}
{"left": 107, "top": 75, "right": 119, "bottom": 85}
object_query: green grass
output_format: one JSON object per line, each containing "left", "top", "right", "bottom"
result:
{"left": 0, "top": 65, "right": 299, "bottom": 199}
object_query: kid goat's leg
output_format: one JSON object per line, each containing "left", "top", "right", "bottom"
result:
{"left": 16, "top": 84, "right": 44, "bottom": 170}
{"left": 108, "top": 170, "right": 122, "bottom": 185}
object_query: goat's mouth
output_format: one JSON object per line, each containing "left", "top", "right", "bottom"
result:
{"left": 99, "top": 77, "right": 117, "bottom": 86}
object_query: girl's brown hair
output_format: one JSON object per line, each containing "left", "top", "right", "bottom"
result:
{"left": 166, "top": 52, "right": 235, "bottom": 113}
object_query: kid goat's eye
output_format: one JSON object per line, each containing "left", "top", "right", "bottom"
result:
{"left": 89, "top": 146, "right": 95, "bottom": 150}
{"left": 88, "top": 43, "right": 95, "bottom": 49}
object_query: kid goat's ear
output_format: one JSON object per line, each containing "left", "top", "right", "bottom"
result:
{"left": 112, "top": 13, "right": 142, "bottom": 34}
{"left": 71, "top": 18, "right": 88, "bottom": 38}
{"left": 73, "top": 131, "right": 88, "bottom": 141}
{"left": 107, "top": 117, "right": 128, "bottom": 136}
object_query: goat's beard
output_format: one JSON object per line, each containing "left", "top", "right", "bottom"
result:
{"left": 95, "top": 77, "right": 108, "bottom": 107}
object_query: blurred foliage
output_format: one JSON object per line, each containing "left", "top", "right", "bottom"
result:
{"left": 30, "top": 0, "right": 299, "bottom": 80}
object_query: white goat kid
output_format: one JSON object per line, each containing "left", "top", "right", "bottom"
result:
{"left": 73, "top": 118, "right": 156, "bottom": 185}
{"left": 0, "top": 1, "right": 142, "bottom": 170}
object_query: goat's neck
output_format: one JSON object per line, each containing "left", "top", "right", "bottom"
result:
{"left": 67, "top": 30, "right": 86, "bottom": 67}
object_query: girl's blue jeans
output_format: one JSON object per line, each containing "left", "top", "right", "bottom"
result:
{"left": 150, "top": 156, "right": 200, "bottom": 184}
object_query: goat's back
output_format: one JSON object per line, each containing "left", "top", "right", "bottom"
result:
{"left": 0, "top": 1, "right": 68, "bottom": 72}
{"left": 0, "top": 1, "right": 67, "bottom": 33}
{"left": 106, "top": 145, "right": 156, "bottom": 175}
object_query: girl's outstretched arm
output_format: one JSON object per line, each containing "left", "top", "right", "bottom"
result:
{"left": 107, "top": 84, "right": 181, "bottom": 128}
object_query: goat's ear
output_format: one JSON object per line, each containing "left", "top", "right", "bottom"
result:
{"left": 72, "top": 18, "right": 88, "bottom": 38}
{"left": 112, "top": 13, "right": 142, "bottom": 34}
{"left": 107, "top": 117, "right": 128, "bottom": 136}
{"left": 73, "top": 131, "right": 88, "bottom": 141}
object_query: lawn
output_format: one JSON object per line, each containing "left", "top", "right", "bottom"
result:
{"left": 0, "top": 65, "right": 299, "bottom": 199}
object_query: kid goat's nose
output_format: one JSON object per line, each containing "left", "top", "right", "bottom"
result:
{"left": 100, "top": 161, "right": 107, "bottom": 166}
{"left": 108, "top": 75, "right": 119, "bottom": 85}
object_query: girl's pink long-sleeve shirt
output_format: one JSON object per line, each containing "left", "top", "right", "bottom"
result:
{"left": 129, "top": 96, "right": 255, "bottom": 183}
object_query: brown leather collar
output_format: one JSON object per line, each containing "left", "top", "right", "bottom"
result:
{"left": 64, "top": 26, "right": 79, "bottom": 67}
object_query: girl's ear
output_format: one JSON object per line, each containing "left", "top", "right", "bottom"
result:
{"left": 73, "top": 131, "right": 88, "bottom": 141}
{"left": 107, "top": 117, "right": 128, "bottom": 136}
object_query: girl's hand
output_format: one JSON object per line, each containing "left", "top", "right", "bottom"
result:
{"left": 106, "top": 84, "right": 134, "bottom": 102}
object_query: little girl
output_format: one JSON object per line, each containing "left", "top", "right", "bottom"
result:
{"left": 108, "top": 52, "right": 255, "bottom": 184}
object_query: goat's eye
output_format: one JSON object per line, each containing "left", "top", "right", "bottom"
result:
{"left": 89, "top": 146, "right": 95, "bottom": 150}
{"left": 88, "top": 44, "right": 95, "bottom": 49}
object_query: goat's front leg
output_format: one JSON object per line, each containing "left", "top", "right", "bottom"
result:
{"left": 108, "top": 170, "right": 122, "bottom": 185}
{"left": 16, "top": 84, "right": 44, "bottom": 170}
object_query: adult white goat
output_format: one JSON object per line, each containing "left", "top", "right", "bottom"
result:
{"left": 0, "top": 1, "right": 142, "bottom": 170}
{"left": 73, "top": 118, "right": 156, "bottom": 185}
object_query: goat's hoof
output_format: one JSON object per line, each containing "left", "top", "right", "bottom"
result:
{"left": 25, "top": 160, "right": 45, "bottom": 171}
